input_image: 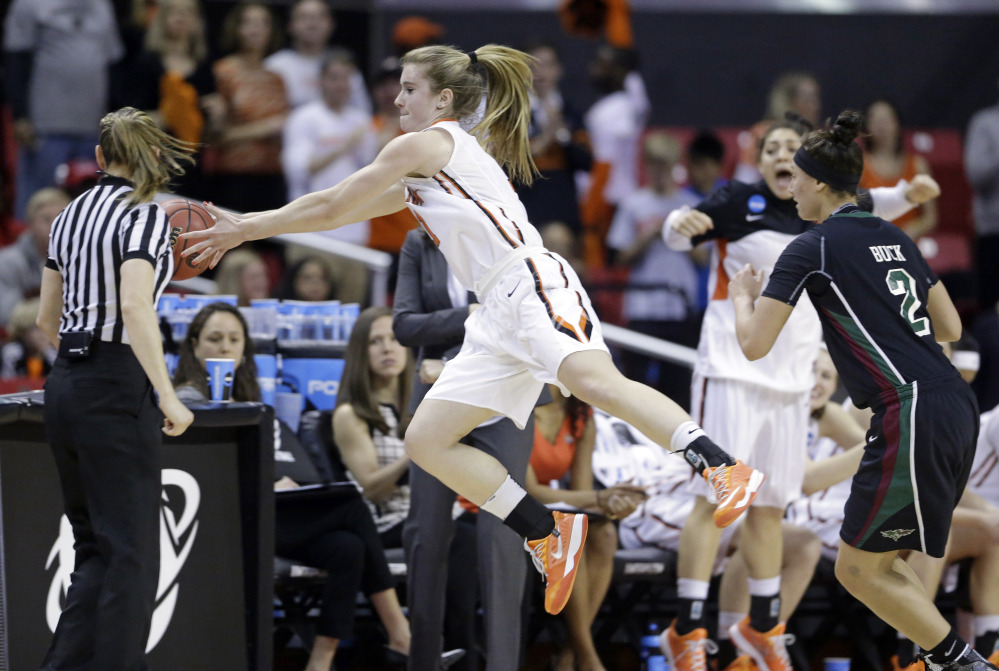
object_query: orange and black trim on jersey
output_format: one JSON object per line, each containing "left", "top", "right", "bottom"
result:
{"left": 439, "top": 170, "right": 520, "bottom": 249}
{"left": 431, "top": 174, "right": 453, "bottom": 195}
{"left": 525, "top": 256, "right": 593, "bottom": 343}
{"left": 711, "top": 239, "right": 730, "bottom": 301}
{"left": 412, "top": 211, "right": 440, "bottom": 246}
{"left": 498, "top": 207, "right": 526, "bottom": 244}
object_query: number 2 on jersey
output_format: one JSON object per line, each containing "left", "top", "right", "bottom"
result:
{"left": 885, "top": 268, "right": 930, "bottom": 336}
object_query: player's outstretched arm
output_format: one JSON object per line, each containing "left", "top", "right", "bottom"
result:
{"left": 184, "top": 132, "right": 449, "bottom": 265}
{"left": 730, "top": 263, "right": 793, "bottom": 360}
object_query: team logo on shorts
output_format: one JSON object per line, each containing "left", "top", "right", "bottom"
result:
{"left": 880, "top": 528, "right": 915, "bottom": 541}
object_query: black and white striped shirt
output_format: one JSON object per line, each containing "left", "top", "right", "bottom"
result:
{"left": 45, "top": 175, "right": 174, "bottom": 344}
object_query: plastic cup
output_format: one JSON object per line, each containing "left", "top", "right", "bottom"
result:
{"left": 825, "top": 658, "right": 851, "bottom": 671}
{"left": 205, "top": 358, "right": 235, "bottom": 402}
{"left": 274, "top": 392, "right": 303, "bottom": 433}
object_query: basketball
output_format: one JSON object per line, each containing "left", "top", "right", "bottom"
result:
{"left": 163, "top": 199, "right": 214, "bottom": 281}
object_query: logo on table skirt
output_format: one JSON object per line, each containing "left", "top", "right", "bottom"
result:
{"left": 45, "top": 469, "right": 201, "bottom": 652}
{"left": 880, "top": 528, "right": 915, "bottom": 541}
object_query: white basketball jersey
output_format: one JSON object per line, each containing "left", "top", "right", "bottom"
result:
{"left": 400, "top": 120, "right": 542, "bottom": 291}
{"left": 697, "top": 229, "right": 822, "bottom": 392}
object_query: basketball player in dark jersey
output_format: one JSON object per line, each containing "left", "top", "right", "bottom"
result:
{"left": 729, "top": 111, "right": 994, "bottom": 671}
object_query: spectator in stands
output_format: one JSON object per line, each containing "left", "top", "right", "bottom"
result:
{"left": 273, "top": 256, "right": 336, "bottom": 302}
{"left": 965, "top": 79, "right": 999, "bottom": 312}
{"left": 529, "top": 389, "right": 646, "bottom": 671}
{"left": 393, "top": 227, "right": 539, "bottom": 671}
{"left": 0, "top": 298, "right": 56, "bottom": 379}
{"left": 171, "top": 301, "right": 416, "bottom": 671}
{"left": 265, "top": 0, "right": 370, "bottom": 113}
{"left": 592, "top": 406, "right": 822, "bottom": 671}
{"left": 581, "top": 43, "right": 649, "bottom": 268}
{"left": 518, "top": 39, "right": 591, "bottom": 235}
{"left": 124, "top": 0, "right": 218, "bottom": 200}
{"left": 685, "top": 131, "right": 727, "bottom": 201}
{"left": 861, "top": 99, "right": 937, "bottom": 240}
{"left": 607, "top": 131, "right": 701, "bottom": 408}
{"left": 0, "top": 188, "right": 69, "bottom": 328}
{"left": 282, "top": 49, "right": 377, "bottom": 245}
{"left": 3, "top": 0, "right": 123, "bottom": 220}
{"left": 210, "top": 2, "right": 289, "bottom": 213}
{"left": 333, "top": 306, "right": 473, "bottom": 670}
{"left": 734, "top": 72, "right": 822, "bottom": 184}
{"left": 214, "top": 249, "right": 271, "bottom": 306}
{"left": 368, "top": 59, "right": 420, "bottom": 257}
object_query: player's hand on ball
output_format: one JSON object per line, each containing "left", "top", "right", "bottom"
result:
{"left": 181, "top": 203, "right": 247, "bottom": 269}
{"left": 730, "top": 263, "right": 765, "bottom": 301}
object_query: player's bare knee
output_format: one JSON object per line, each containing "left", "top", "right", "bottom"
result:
{"left": 834, "top": 553, "right": 866, "bottom": 593}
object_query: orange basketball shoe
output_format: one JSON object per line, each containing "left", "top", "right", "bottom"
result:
{"left": 660, "top": 620, "right": 719, "bottom": 671}
{"left": 725, "top": 655, "right": 760, "bottom": 671}
{"left": 729, "top": 618, "right": 795, "bottom": 671}
{"left": 705, "top": 460, "right": 766, "bottom": 528}
{"left": 525, "top": 511, "right": 588, "bottom": 615}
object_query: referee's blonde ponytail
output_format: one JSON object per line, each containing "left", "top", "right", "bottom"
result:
{"left": 401, "top": 44, "right": 539, "bottom": 185}
{"left": 98, "top": 107, "right": 197, "bottom": 205}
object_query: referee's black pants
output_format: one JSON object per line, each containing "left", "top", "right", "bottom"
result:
{"left": 41, "top": 343, "right": 162, "bottom": 671}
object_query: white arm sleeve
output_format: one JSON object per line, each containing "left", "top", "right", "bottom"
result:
{"left": 870, "top": 180, "right": 917, "bottom": 221}
{"left": 662, "top": 207, "right": 694, "bottom": 251}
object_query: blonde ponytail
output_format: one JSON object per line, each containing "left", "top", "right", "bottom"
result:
{"left": 401, "top": 44, "right": 539, "bottom": 185}
{"left": 98, "top": 107, "right": 197, "bottom": 205}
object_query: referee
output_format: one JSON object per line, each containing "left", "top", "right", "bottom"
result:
{"left": 35, "top": 107, "right": 195, "bottom": 671}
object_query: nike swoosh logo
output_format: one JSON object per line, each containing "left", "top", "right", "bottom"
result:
{"left": 746, "top": 214, "right": 765, "bottom": 221}
{"left": 551, "top": 531, "right": 564, "bottom": 560}
{"left": 507, "top": 280, "right": 522, "bottom": 297}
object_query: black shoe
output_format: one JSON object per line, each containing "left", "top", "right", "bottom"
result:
{"left": 384, "top": 645, "right": 466, "bottom": 670}
{"left": 920, "top": 651, "right": 999, "bottom": 671}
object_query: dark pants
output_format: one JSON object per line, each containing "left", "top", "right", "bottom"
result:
{"left": 276, "top": 496, "right": 395, "bottom": 639}
{"left": 403, "top": 413, "right": 534, "bottom": 671}
{"left": 41, "top": 343, "right": 162, "bottom": 671}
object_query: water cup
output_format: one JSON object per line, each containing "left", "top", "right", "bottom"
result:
{"left": 274, "top": 392, "right": 304, "bottom": 433}
{"left": 824, "top": 658, "right": 851, "bottom": 671}
{"left": 205, "top": 358, "right": 235, "bottom": 402}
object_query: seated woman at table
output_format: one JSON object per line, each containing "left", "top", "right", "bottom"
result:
{"left": 171, "top": 301, "right": 413, "bottom": 671}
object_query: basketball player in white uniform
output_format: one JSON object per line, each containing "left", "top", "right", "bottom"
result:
{"left": 186, "top": 43, "right": 764, "bottom": 615}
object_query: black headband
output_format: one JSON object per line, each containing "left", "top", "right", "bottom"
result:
{"left": 793, "top": 146, "right": 861, "bottom": 194}
{"left": 467, "top": 51, "right": 478, "bottom": 64}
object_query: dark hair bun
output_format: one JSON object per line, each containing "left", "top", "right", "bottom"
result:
{"left": 830, "top": 111, "right": 864, "bottom": 145}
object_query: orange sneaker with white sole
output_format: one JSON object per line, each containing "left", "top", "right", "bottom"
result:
{"left": 725, "top": 655, "right": 760, "bottom": 671}
{"left": 729, "top": 618, "right": 795, "bottom": 671}
{"left": 660, "top": 620, "right": 718, "bottom": 671}
{"left": 705, "top": 460, "right": 766, "bottom": 528}
{"left": 525, "top": 511, "right": 588, "bottom": 615}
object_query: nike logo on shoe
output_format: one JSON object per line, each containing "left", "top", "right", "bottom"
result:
{"left": 551, "top": 531, "right": 564, "bottom": 560}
